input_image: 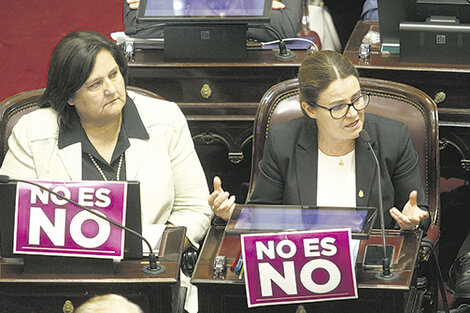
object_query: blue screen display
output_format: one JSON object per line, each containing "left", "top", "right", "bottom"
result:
{"left": 145, "top": 0, "right": 266, "bottom": 17}
{"left": 234, "top": 207, "right": 370, "bottom": 232}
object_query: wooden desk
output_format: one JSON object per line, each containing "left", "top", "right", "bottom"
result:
{"left": 192, "top": 226, "right": 424, "bottom": 313}
{"left": 343, "top": 21, "right": 470, "bottom": 180}
{"left": 0, "top": 227, "right": 185, "bottom": 313}
{"left": 128, "top": 49, "right": 308, "bottom": 201}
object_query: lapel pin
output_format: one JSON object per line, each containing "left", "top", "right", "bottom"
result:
{"left": 358, "top": 190, "right": 364, "bottom": 198}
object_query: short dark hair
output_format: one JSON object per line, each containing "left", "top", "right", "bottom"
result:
{"left": 38, "top": 30, "right": 128, "bottom": 131}
{"left": 298, "top": 50, "right": 359, "bottom": 113}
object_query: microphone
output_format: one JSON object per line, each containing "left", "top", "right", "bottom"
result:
{"left": 248, "top": 24, "right": 296, "bottom": 60}
{"left": 359, "top": 130, "right": 398, "bottom": 281}
{"left": 0, "top": 175, "right": 165, "bottom": 275}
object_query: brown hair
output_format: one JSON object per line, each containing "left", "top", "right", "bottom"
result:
{"left": 38, "top": 30, "right": 128, "bottom": 132}
{"left": 298, "top": 50, "right": 359, "bottom": 108}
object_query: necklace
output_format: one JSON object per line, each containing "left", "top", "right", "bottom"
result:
{"left": 88, "top": 153, "right": 124, "bottom": 181}
{"left": 339, "top": 159, "right": 344, "bottom": 166}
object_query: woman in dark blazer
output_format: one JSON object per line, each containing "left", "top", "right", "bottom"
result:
{"left": 209, "top": 50, "right": 430, "bottom": 230}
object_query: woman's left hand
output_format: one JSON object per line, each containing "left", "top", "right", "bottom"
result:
{"left": 128, "top": 0, "right": 140, "bottom": 10}
{"left": 389, "top": 190, "right": 429, "bottom": 230}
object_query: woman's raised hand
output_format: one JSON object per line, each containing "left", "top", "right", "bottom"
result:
{"left": 208, "top": 176, "right": 236, "bottom": 221}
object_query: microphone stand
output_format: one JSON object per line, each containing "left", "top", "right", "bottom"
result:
{"left": 248, "top": 24, "right": 296, "bottom": 60}
{"left": 2, "top": 177, "right": 165, "bottom": 275}
{"left": 361, "top": 131, "right": 399, "bottom": 281}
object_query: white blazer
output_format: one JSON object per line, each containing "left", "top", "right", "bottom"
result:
{"left": 0, "top": 91, "right": 213, "bottom": 247}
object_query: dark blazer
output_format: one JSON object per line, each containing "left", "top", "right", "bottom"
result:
{"left": 250, "top": 114, "right": 428, "bottom": 229}
{"left": 246, "top": 0, "right": 302, "bottom": 41}
{"left": 124, "top": 0, "right": 301, "bottom": 41}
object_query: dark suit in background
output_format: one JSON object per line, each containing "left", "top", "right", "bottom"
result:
{"left": 249, "top": 114, "right": 428, "bottom": 229}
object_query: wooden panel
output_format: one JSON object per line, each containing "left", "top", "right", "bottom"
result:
{"left": 128, "top": 50, "right": 306, "bottom": 201}
{"left": 0, "top": 227, "right": 185, "bottom": 313}
{"left": 192, "top": 225, "right": 422, "bottom": 313}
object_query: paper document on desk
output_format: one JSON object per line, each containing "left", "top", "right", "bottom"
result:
{"left": 142, "top": 224, "right": 166, "bottom": 256}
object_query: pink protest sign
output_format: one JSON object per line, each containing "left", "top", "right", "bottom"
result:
{"left": 13, "top": 180, "right": 127, "bottom": 259}
{"left": 241, "top": 228, "right": 357, "bottom": 308}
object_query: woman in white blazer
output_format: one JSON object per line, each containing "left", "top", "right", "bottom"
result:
{"left": 0, "top": 30, "right": 212, "bottom": 313}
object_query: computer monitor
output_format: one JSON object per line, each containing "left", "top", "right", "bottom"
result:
{"left": 378, "top": 0, "right": 470, "bottom": 46}
{"left": 377, "top": 0, "right": 414, "bottom": 51}
{"left": 136, "top": 0, "right": 272, "bottom": 60}
{"left": 137, "top": 0, "right": 271, "bottom": 24}
{"left": 415, "top": 0, "right": 470, "bottom": 23}
{"left": 378, "top": 0, "right": 470, "bottom": 64}
{"left": 225, "top": 204, "right": 377, "bottom": 240}
{"left": 0, "top": 181, "right": 143, "bottom": 261}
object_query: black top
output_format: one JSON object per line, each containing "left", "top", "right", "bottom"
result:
{"left": 57, "top": 96, "right": 149, "bottom": 181}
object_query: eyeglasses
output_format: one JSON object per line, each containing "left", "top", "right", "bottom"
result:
{"left": 307, "top": 93, "right": 370, "bottom": 119}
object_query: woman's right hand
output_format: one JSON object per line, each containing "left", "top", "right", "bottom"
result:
{"left": 272, "top": 0, "right": 286, "bottom": 10}
{"left": 208, "top": 176, "right": 236, "bottom": 221}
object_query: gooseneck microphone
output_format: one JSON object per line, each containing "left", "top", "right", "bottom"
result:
{"left": 248, "top": 24, "right": 296, "bottom": 60}
{"left": 360, "top": 130, "right": 398, "bottom": 281}
{"left": 0, "top": 175, "right": 165, "bottom": 275}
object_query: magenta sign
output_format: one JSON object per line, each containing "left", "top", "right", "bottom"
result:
{"left": 241, "top": 229, "right": 357, "bottom": 308}
{"left": 13, "top": 180, "right": 127, "bottom": 259}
